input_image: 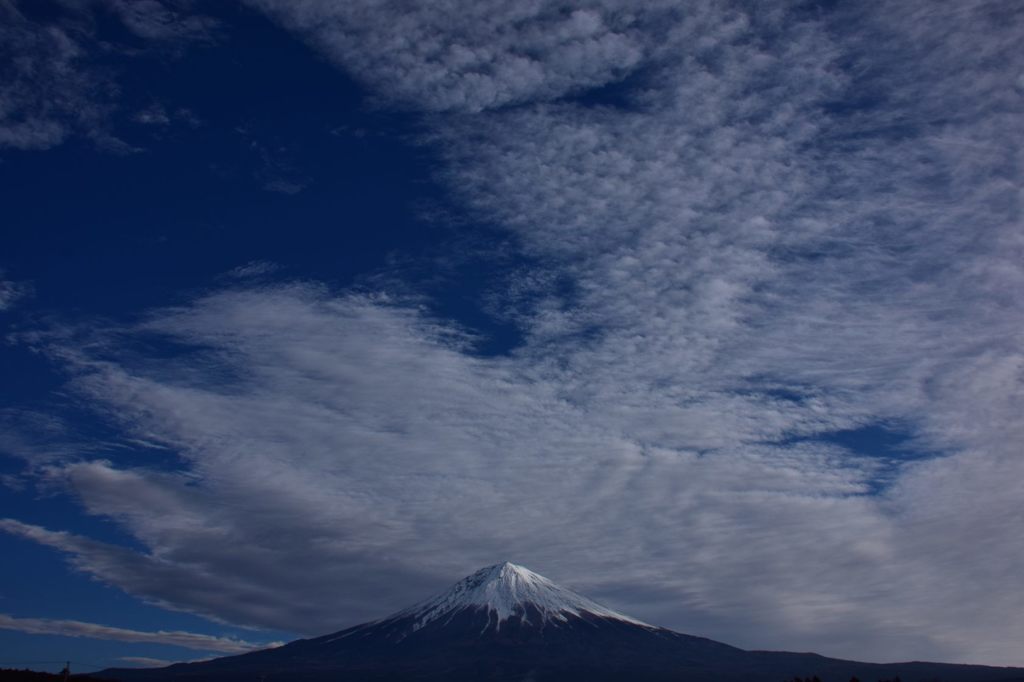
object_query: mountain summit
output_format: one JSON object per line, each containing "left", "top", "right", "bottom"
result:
{"left": 100, "top": 564, "right": 1024, "bottom": 682}
{"left": 389, "top": 561, "right": 649, "bottom": 631}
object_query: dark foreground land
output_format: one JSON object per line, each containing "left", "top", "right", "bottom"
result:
{"left": 0, "top": 670, "right": 110, "bottom": 682}
{"left": 95, "top": 609, "right": 1024, "bottom": 682}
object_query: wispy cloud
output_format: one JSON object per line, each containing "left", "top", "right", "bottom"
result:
{"left": 7, "top": 279, "right": 1018, "bottom": 663}
{"left": 0, "top": 273, "right": 30, "bottom": 311}
{"left": 245, "top": 0, "right": 643, "bottom": 112}
{"left": 0, "top": 612, "right": 276, "bottom": 654}
{"left": 116, "top": 657, "right": 172, "bottom": 668}
{"left": 4, "top": 0, "right": 1022, "bottom": 669}
{"left": 262, "top": 178, "right": 306, "bottom": 195}
{"left": 227, "top": 261, "right": 281, "bottom": 279}
{"left": 0, "top": 1, "right": 87, "bottom": 150}
{"left": 133, "top": 104, "right": 171, "bottom": 126}
{"left": 102, "top": 0, "right": 217, "bottom": 43}
{"left": 0, "top": 0, "right": 214, "bottom": 151}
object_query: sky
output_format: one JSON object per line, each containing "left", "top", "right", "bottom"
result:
{"left": 0, "top": 0, "right": 1022, "bottom": 673}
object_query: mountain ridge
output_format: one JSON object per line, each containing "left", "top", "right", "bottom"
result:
{"left": 97, "top": 563, "right": 1024, "bottom": 682}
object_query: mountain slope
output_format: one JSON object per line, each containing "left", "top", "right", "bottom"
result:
{"left": 99, "top": 563, "right": 1024, "bottom": 682}
{"left": 387, "top": 561, "right": 651, "bottom": 630}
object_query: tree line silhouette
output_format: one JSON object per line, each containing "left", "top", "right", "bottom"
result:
{"left": 785, "top": 677, "right": 902, "bottom": 682}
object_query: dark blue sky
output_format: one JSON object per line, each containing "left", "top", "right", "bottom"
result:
{"left": 1, "top": 3, "right": 457, "bottom": 668}
{"left": 1, "top": 0, "right": 1022, "bottom": 671}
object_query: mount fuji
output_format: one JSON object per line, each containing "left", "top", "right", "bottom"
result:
{"left": 100, "top": 562, "right": 1024, "bottom": 682}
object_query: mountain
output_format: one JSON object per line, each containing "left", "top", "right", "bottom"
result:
{"left": 98, "top": 562, "right": 1024, "bottom": 682}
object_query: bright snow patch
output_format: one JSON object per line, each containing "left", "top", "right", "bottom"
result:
{"left": 385, "top": 562, "right": 651, "bottom": 631}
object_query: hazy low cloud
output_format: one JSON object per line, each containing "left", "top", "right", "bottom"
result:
{"left": 0, "top": 611, "right": 276, "bottom": 654}
{"left": 117, "top": 657, "right": 174, "bottom": 668}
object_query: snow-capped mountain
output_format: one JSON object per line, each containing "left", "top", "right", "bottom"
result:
{"left": 385, "top": 561, "right": 650, "bottom": 631}
{"left": 100, "top": 563, "right": 1024, "bottom": 682}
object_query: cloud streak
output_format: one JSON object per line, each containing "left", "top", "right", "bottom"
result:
{"left": 0, "top": 612, "right": 275, "bottom": 654}
{"left": 0, "top": 273, "right": 30, "bottom": 311}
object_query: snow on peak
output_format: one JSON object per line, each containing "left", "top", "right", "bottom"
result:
{"left": 387, "top": 562, "right": 651, "bottom": 631}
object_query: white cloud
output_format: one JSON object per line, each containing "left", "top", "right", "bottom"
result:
{"left": 0, "top": 1, "right": 86, "bottom": 150}
{"left": 0, "top": 274, "right": 30, "bottom": 311}
{"left": 244, "top": 0, "right": 645, "bottom": 112}
{"left": 0, "top": 409, "right": 76, "bottom": 464}
{"left": 5, "top": 0, "right": 1023, "bottom": 669}
{"left": 117, "top": 657, "right": 173, "bottom": 668}
{"left": 8, "top": 277, "right": 1020, "bottom": 664}
{"left": 0, "top": 0, "right": 214, "bottom": 151}
{"left": 133, "top": 104, "right": 171, "bottom": 126}
{"left": 227, "top": 261, "right": 281, "bottom": 279}
{"left": 0, "top": 611, "right": 276, "bottom": 654}
{"left": 103, "top": 0, "right": 217, "bottom": 43}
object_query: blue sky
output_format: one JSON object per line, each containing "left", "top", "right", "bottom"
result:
{"left": 1, "top": 0, "right": 1023, "bottom": 672}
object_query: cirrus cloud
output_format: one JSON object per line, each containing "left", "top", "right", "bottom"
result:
{"left": 0, "top": 611, "right": 277, "bottom": 654}
{"left": 4, "top": 0, "right": 1023, "bottom": 669}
